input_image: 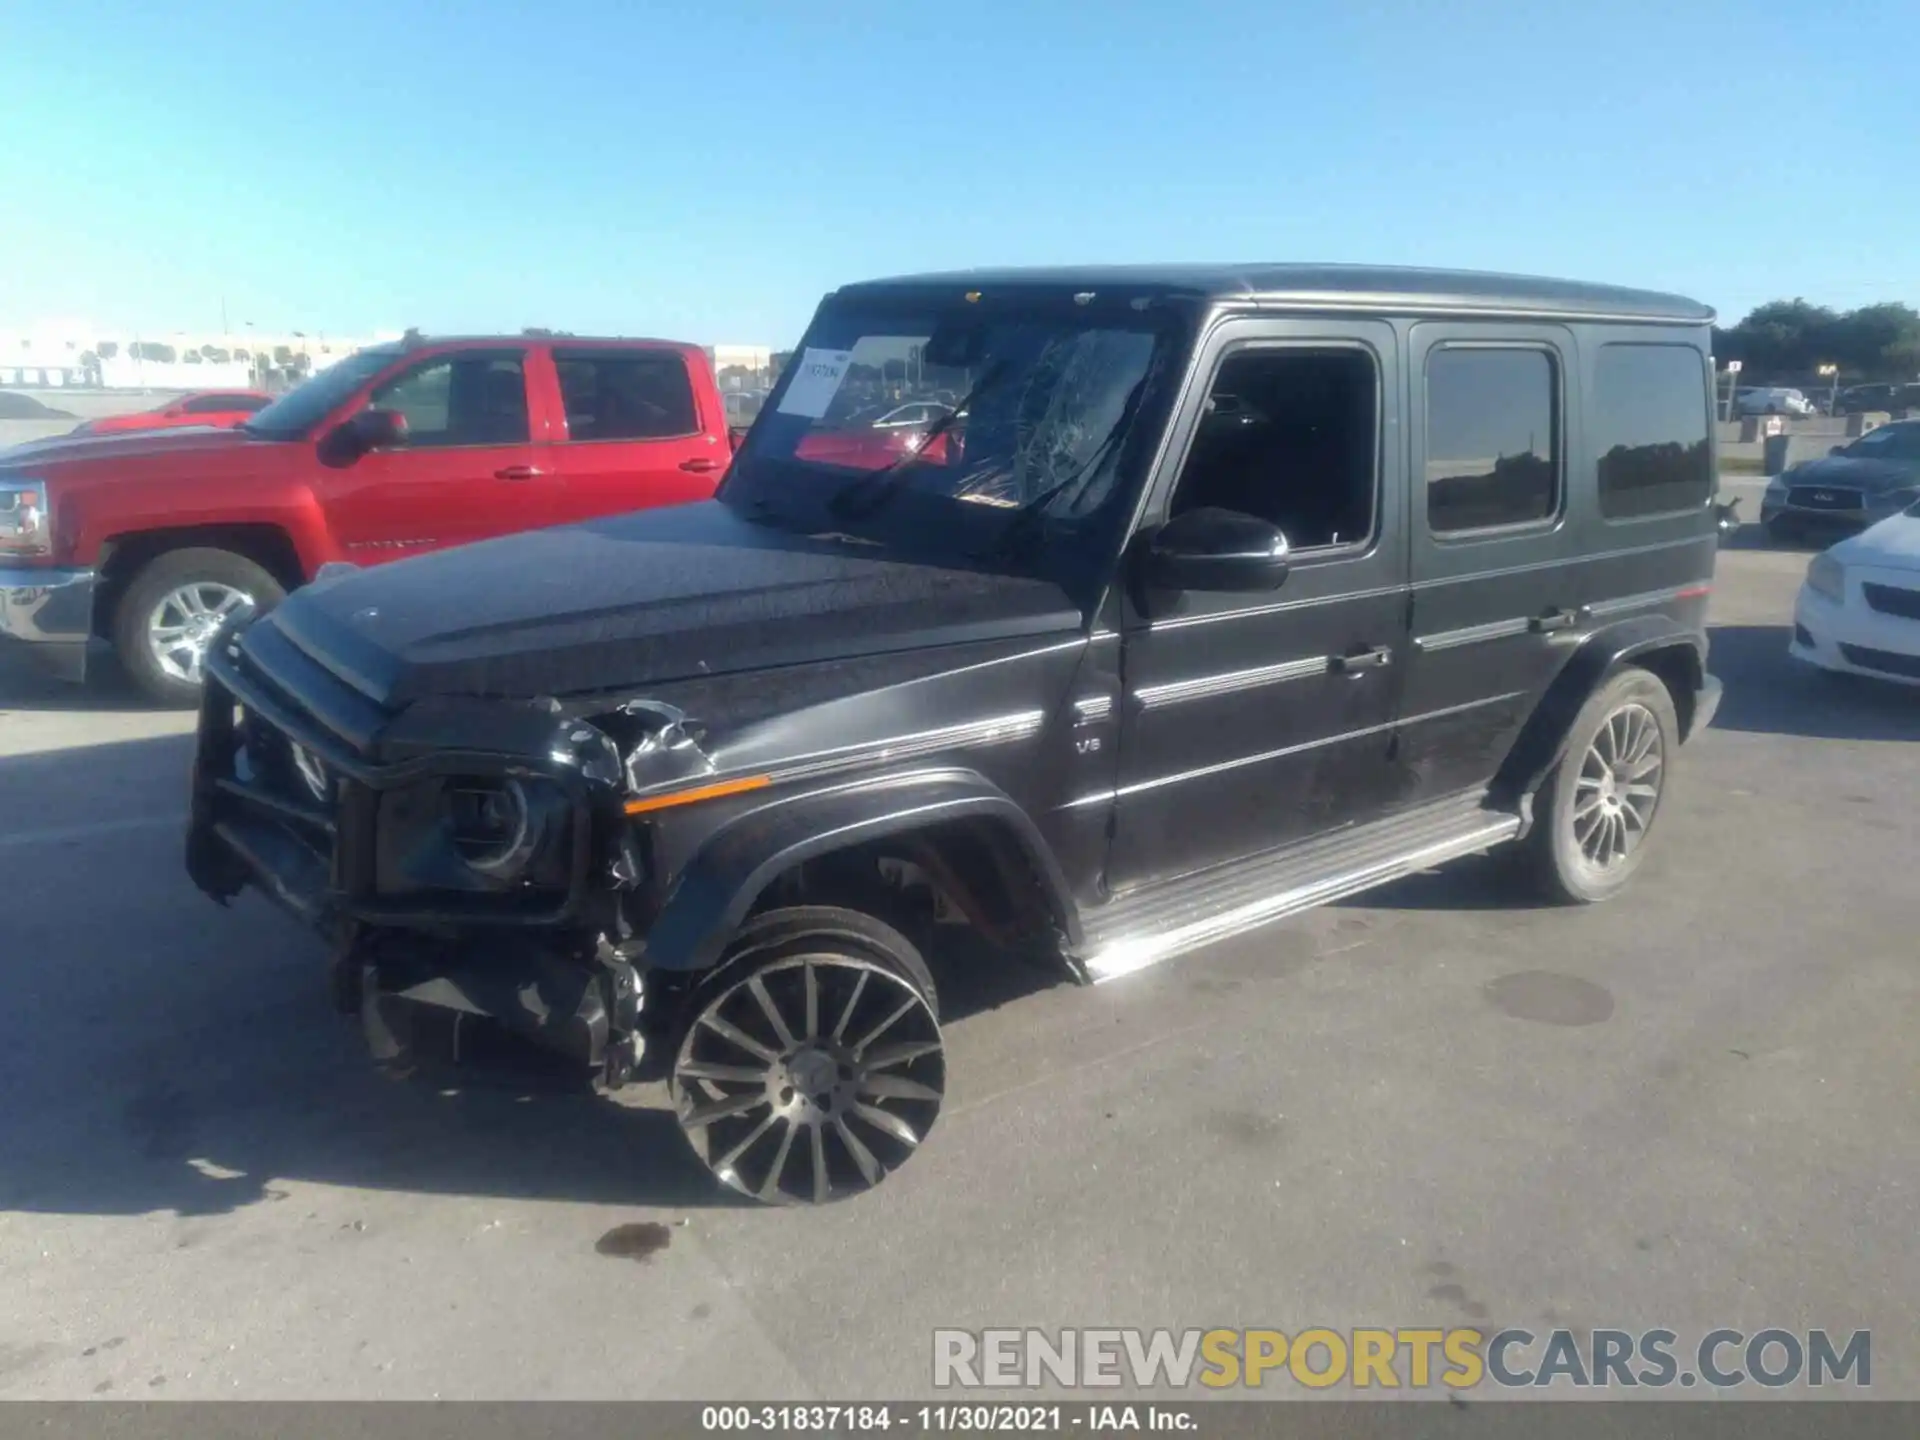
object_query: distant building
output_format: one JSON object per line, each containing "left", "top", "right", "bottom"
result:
{"left": 707, "top": 344, "right": 776, "bottom": 392}
{"left": 0, "top": 322, "right": 402, "bottom": 390}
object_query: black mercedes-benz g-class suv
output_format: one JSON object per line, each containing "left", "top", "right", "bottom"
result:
{"left": 187, "top": 264, "right": 1723, "bottom": 1205}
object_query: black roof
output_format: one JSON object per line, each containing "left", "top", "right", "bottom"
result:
{"left": 834, "top": 263, "right": 1713, "bottom": 324}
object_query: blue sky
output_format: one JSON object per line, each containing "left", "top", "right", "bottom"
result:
{"left": 2, "top": 0, "right": 1913, "bottom": 348}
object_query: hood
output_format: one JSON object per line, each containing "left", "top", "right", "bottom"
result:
{"left": 0, "top": 424, "right": 261, "bottom": 477}
{"left": 267, "top": 501, "right": 1085, "bottom": 706}
{"left": 1782, "top": 454, "right": 1920, "bottom": 493}
{"left": 1835, "top": 510, "right": 1920, "bottom": 573}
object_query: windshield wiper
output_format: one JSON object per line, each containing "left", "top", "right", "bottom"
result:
{"left": 828, "top": 361, "right": 1010, "bottom": 519}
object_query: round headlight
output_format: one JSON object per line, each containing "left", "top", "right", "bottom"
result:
{"left": 447, "top": 778, "right": 537, "bottom": 876}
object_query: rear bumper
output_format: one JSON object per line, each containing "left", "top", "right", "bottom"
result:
{"left": 0, "top": 566, "right": 95, "bottom": 681}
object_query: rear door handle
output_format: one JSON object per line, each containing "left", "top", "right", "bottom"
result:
{"left": 679, "top": 457, "right": 723, "bottom": 474}
{"left": 494, "top": 465, "right": 547, "bottom": 481}
{"left": 1529, "top": 607, "right": 1587, "bottom": 633}
{"left": 1336, "top": 645, "right": 1392, "bottom": 675}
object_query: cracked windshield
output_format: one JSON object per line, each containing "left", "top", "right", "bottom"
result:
{"left": 734, "top": 312, "right": 1164, "bottom": 529}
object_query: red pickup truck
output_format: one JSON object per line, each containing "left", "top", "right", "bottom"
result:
{"left": 0, "top": 334, "right": 733, "bottom": 704}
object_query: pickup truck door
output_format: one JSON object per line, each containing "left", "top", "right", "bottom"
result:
{"left": 536, "top": 347, "right": 730, "bottom": 525}
{"left": 316, "top": 347, "right": 541, "bottom": 559}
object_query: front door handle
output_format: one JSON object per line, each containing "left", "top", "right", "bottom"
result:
{"left": 494, "top": 465, "right": 547, "bottom": 481}
{"left": 679, "top": 457, "right": 723, "bottom": 474}
{"left": 1529, "top": 606, "right": 1587, "bottom": 633}
{"left": 1336, "top": 645, "right": 1392, "bottom": 675}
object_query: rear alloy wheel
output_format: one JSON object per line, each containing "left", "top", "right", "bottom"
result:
{"left": 1519, "top": 668, "right": 1678, "bottom": 905}
{"left": 671, "top": 907, "right": 944, "bottom": 1205}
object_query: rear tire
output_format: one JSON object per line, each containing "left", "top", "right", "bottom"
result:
{"left": 1516, "top": 668, "right": 1679, "bottom": 905}
{"left": 669, "top": 906, "right": 943, "bottom": 1205}
{"left": 113, "top": 547, "right": 285, "bottom": 707}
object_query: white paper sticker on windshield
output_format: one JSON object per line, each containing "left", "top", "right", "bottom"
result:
{"left": 776, "top": 348, "right": 854, "bottom": 419}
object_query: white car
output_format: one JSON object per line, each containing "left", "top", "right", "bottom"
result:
{"left": 1790, "top": 501, "right": 1920, "bottom": 685}
{"left": 1738, "top": 386, "right": 1817, "bottom": 418}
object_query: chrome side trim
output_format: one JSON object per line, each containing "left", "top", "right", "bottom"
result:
{"left": 1110, "top": 691, "right": 1523, "bottom": 800}
{"left": 1081, "top": 813, "right": 1523, "bottom": 982}
{"left": 1145, "top": 582, "right": 1404, "bottom": 632}
{"left": 1412, "top": 617, "right": 1532, "bottom": 653}
{"left": 767, "top": 710, "right": 1047, "bottom": 786}
{"left": 1585, "top": 584, "right": 1690, "bottom": 618}
{"left": 1073, "top": 695, "right": 1114, "bottom": 721}
{"left": 1135, "top": 654, "right": 1330, "bottom": 709}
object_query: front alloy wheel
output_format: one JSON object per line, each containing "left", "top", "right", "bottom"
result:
{"left": 147, "top": 581, "right": 254, "bottom": 685}
{"left": 672, "top": 910, "right": 945, "bottom": 1204}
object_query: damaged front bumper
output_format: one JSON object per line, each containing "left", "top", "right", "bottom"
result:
{"left": 186, "top": 621, "right": 654, "bottom": 1083}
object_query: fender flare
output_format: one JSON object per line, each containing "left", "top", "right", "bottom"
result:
{"left": 641, "top": 770, "right": 1082, "bottom": 972}
{"left": 1493, "top": 616, "right": 1707, "bottom": 812}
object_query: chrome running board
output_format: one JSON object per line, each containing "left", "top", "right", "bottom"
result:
{"left": 1076, "top": 790, "right": 1521, "bottom": 983}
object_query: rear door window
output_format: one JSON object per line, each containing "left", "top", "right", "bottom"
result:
{"left": 555, "top": 351, "right": 700, "bottom": 441}
{"left": 1424, "top": 347, "right": 1560, "bottom": 534}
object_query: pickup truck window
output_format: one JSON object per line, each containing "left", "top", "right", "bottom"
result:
{"left": 554, "top": 351, "right": 699, "bottom": 441}
{"left": 371, "top": 354, "right": 530, "bottom": 448}
{"left": 243, "top": 346, "right": 400, "bottom": 439}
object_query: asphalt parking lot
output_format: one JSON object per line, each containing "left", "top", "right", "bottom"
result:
{"left": 2, "top": 502, "right": 1916, "bottom": 1401}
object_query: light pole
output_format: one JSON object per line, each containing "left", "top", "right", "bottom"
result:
{"left": 1722, "top": 359, "right": 1743, "bottom": 422}
{"left": 1817, "top": 362, "right": 1838, "bottom": 415}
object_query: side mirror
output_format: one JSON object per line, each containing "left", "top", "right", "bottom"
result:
{"left": 1143, "top": 507, "right": 1290, "bottom": 592}
{"left": 350, "top": 407, "right": 408, "bottom": 450}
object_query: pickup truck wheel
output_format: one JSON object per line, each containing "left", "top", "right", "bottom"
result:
{"left": 670, "top": 906, "right": 943, "bottom": 1206}
{"left": 1518, "top": 669, "right": 1678, "bottom": 905}
{"left": 114, "top": 548, "right": 286, "bottom": 707}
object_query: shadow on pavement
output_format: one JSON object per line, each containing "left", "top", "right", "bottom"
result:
{"left": 0, "top": 644, "right": 166, "bottom": 714}
{"left": 1707, "top": 624, "right": 1920, "bottom": 742}
{"left": 0, "top": 734, "right": 1062, "bottom": 1221}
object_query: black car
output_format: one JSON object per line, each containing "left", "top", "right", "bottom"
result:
{"left": 1761, "top": 420, "right": 1920, "bottom": 540}
{"left": 1833, "top": 383, "right": 1920, "bottom": 419}
{"left": 186, "top": 264, "right": 1724, "bottom": 1204}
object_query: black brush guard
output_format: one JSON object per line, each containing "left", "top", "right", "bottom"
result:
{"left": 187, "top": 641, "right": 638, "bottom": 1079}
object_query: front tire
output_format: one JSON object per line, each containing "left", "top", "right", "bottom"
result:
{"left": 1517, "top": 668, "right": 1679, "bottom": 905}
{"left": 113, "top": 547, "right": 285, "bottom": 707}
{"left": 670, "top": 906, "right": 944, "bottom": 1205}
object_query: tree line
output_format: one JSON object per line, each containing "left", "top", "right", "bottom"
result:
{"left": 1712, "top": 300, "right": 1920, "bottom": 382}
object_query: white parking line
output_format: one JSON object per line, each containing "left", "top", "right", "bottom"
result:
{"left": 0, "top": 814, "right": 184, "bottom": 850}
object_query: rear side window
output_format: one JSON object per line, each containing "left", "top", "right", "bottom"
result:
{"left": 1593, "top": 345, "right": 1712, "bottom": 520}
{"left": 556, "top": 351, "right": 699, "bottom": 440}
{"left": 1424, "top": 348, "right": 1559, "bottom": 534}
